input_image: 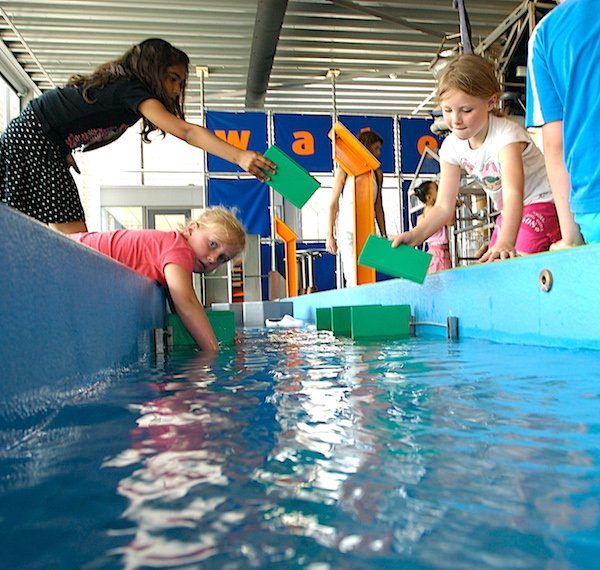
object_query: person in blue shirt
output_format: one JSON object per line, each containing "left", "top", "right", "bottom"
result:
{"left": 526, "top": 0, "right": 600, "bottom": 247}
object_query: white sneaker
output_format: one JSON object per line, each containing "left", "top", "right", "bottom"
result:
{"left": 265, "top": 314, "right": 304, "bottom": 327}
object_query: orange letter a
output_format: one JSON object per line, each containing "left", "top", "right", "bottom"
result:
{"left": 291, "top": 131, "right": 315, "bottom": 155}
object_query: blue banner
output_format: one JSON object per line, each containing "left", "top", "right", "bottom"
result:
{"left": 206, "top": 111, "right": 268, "bottom": 173}
{"left": 399, "top": 118, "right": 442, "bottom": 175}
{"left": 338, "top": 115, "right": 395, "bottom": 173}
{"left": 207, "top": 178, "right": 270, "bottom": 237}
{"left": 273, "top": 113, "right": 333, "bottom": 172}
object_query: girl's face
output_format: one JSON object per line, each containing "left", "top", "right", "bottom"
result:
{"left": 368, "top": 141, "right": 382, "bottom": 158}
{"left": 184, "top": 222, "right": 240, "bottom": 274}
{"left": 441, "top": 89, "right": 497, "bottom": 148}
{"left": 162, "top": 63, "right": 187, "bottom": 103}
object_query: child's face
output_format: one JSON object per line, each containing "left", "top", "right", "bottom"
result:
{"left": 162, "top": 63, "right": 187, "bottom": 104}
{"left": 441, "top": 89, "right": 497, "bottom": 146}
{"left": 368, "top": 141, "right": 382, "bottom": 158}
{"left": 185, "top": 222, "right": 240, "bottom": 274}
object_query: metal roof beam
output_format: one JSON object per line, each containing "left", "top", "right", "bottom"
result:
{"left": 245, "top": 0, "right": 289, "bottom": 109}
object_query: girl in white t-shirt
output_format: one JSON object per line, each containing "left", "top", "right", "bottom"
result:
{"left": 392, "top": 53, "right": 560, "bottom": 261}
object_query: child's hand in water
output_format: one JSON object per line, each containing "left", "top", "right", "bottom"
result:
{"left": 238, "top": 150, "right": 276, "bottom": 182}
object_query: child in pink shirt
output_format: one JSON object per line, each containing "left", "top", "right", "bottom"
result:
{"left": 70, "top": 206, "right": 246, "bottom": 351}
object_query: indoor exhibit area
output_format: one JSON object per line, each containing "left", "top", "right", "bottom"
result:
{"left": 1, "top": 1, "right": 599, "bottom": 568}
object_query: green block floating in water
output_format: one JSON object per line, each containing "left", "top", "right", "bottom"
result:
{"left": 316, "top": 307, "right": 332, "bottom": 331}
{"left": 351, "top": 304, "right": 411, "bottom": 340}
{"left": 332, "top": 305, "right": 381, "bottom": 337}
{"left": 358, "top": 234, "right": 432, "bottom": 284}
{"left": 168, "top": 310, "right": 236, "bottom": 349}
{"left": 262, "top": 145, "right": 321, "bottom": 209}
{"left": 331, "top": 306, "right": 352, "bottom": 337}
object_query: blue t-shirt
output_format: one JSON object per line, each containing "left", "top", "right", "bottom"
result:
{"left": 526, "top": 0, "right": 600, "bottom": 214}
{"left": 30, "top": 79, "right": 155, "bottom": 155}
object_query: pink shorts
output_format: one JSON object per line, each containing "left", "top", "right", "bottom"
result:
{"left": 489, "top": 202, "right": 562, "bottom": 254}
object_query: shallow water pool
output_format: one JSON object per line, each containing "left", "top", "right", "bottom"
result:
{"left": 1, "top": 329, "right": 600, "bottom": 569}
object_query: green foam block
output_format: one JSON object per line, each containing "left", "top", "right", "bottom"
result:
{"left": 316, "top": 307, "right": 332, "bottom": 331}
{"left": 168, "top": 310, "right": 235, "bottom": 349}
{"left": 263, "top": 145, "right": 321, "bottom": 209}
{"left": 332, "top": 305, "right": 381, "bottom": 337}
{"left": 331, "top": 306, "right": 352, "bottom": 337}
{"left": 358, "top": 234, "right": 432, "bottom": 284}
{"left": 351, "top": 304, "right": 411, "bottom": 340}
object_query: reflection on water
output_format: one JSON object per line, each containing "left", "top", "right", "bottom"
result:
{"left": 1, "top": 330, "right": 600, "bottom": 569}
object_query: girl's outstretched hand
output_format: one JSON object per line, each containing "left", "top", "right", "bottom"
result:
{"left": 390, "top": 230, "right": 421, "bottom": 248}
{"left": 479, "top": 240, "right": 517, "bottom": 262}
{"left": 238, "top": 150, "right": 276, "bottom": 182}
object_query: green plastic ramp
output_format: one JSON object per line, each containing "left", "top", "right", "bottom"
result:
{"left": 263, "top": 145, "right": 321, "bottom": 209}
{"left": 358, "top": 234, "right": 432, "bottom": 284}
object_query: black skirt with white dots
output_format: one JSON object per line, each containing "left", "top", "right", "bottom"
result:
{"left": 0, "top": 105, "right": 85, "bottom": 224}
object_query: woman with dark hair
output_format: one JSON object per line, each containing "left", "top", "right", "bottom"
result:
{"left": 0, "top": 38, "right": 275, "bottom": 233}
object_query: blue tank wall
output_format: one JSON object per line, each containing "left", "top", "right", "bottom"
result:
{"left": 0, "top": 204, "right": 166, "bottom": 428}
{"left": 290, "top": 243, "right": 600, "bottom": 350}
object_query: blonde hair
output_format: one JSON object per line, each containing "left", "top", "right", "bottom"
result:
{"left": 437, "top": 53, "right": 503, "bottom": 116}
{"left": 183, "top": 206, "right": 247, "bottom": 258}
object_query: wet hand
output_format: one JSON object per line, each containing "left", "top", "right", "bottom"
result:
{"left": 239, "top": 150, "right": 276, "bottom": 182}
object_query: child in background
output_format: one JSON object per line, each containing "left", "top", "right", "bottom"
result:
{"left": 326, "top": 130, "right": 386, "bottom": 286}
{"left": 414, "top": 181, "right": 452, "bottom": 273}
{"left": 391, "top": 53, "right": 561, "bottom": 261}
{"left": 69, "top": 206, "right": 246, "bottom": 351}
{"left": 0, "top": 38, "right": 275, "bottom": 234}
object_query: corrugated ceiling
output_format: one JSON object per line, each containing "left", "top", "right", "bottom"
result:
{"left": 0, "top": 0, "right": 552, "bottom": 119}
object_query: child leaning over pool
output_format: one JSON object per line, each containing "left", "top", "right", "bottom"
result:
{"left": 69, "top": 206, "right": 246, "bottom": 351}
{"left": 391, "top": 53, "right": 561, "bottom": 261}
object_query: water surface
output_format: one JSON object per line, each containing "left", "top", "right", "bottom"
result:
{"left": 1, "top": 329, "right": 599, "bottom": 569}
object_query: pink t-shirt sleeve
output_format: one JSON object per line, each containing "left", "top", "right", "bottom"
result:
{"left": 69, "top": 230, "right": 195, "bottom": 287}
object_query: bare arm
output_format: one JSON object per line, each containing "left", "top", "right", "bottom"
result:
{"left": 326, "top": 167, "right": 348, "bottom": 255}
{"left": 542, "top": 120, "right": 584, "bottom": 249}
{"left": 479, "top": 142, "right": 525, "bottom": 262}
{"left": 138, "top": 98, "right": 275, "bottom": 182}
{"left": 374, "top": 169, "right": 386, "bottom": 237}
{"left": 163, "top": 263, "right": 219, "bottom": 351}
{"left": 391, "top": 159, "right": 460, "bottom": 247}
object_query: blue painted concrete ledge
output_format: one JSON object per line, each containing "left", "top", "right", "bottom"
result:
{"left": 290, "top": 242, "right": 600, "bottom": 350}
{"left": 0, "top": 204, "right": 165, "bottom": 430}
